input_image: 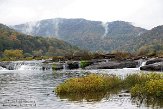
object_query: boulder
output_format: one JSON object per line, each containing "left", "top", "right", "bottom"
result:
{"left": 52, "top": 63, "right": 63, "bottom": 70}
{"left": 67, "top": 61, "right": 79, "bottom": 69}
{"left": 0, "top": 62, "right": 10, "bottom": 68}
{"left": 146, "top": 58, "right": 163, "bottom": 65}
{"left": 85, "top": 61, "right": 138, "bottom": 69}
{"left": 42, "top": 59, "right": 53, "bottom": 63}
{"left": 0, "top": 62, "right": 13, "bottom": 70}
{"left": 120, "top": 61, "right": 138, "bottom": 68}
{"left": 140, "top": 62, "right": 163, "bottom": 71}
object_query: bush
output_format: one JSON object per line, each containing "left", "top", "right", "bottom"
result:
{"left": 55, "top": 74, "right": 122, "bottom": 94}
{"left": 80, "top": 61, "right": 92, "bottom": 68}
{"left": 129, "top": 73, "right": 163, "bottom": 98}
{"left": 123, "top": 73, "right": 162, "bottom": 88}
{"left": 131, "top": 79, "right": 163, "bottom": 98}
{"left": 55, "top": 72, "right": 163, "bottom": 99}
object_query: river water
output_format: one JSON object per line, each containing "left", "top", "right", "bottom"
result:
{"left": 0, "top": 61, "right": 162, "bottom": 109}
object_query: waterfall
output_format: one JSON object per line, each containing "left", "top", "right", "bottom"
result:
{"left": 63, "top": 64, "right": 67, "bottom": 70}
{"left": 0, "top": 66, "right": 7, "bottom": 71}
{"left": 101, "top": 22, "right": 109, "bottom": 38}
{"left": 53, "top": 18, "right": 62, "bottom": 38}
{"left": 24, "top": 21, "right": 40, "bottom": 35}
{"left": 140, "top": 61, "right": 147, "bottom": 67}
{"left": 0, "top": 60, "right": 51, "bottom": 71}
{"left": 136, "top": 59, "right": 147, "bottom": 68}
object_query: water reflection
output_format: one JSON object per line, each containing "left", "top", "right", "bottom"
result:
{"left": 54, "top": 70, "right": 163, "bottom": 109}
{"left": 58, "top": 91, "right": 108, "bottom": 102}
{"left": 132, "top": 97, "right": 163, "bottom": 108}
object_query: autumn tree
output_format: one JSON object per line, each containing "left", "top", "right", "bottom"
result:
{"left": 3, "top": 49, "right": 23, "bottom": 59}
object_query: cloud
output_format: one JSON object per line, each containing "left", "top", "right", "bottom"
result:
{"left": 0, "top": 0, "right": 163, "bottom": 29}
{"left": 0, "top": 0, "right": 75, "bottom": 24}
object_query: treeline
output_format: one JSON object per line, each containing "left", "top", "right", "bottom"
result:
{"left": 0, "top": 24, "right": 80, "bottom": 58}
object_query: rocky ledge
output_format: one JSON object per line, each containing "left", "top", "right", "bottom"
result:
{"left": 140, "top": 62, "right": 163, "bottom": 71}
{"left": 85, "top": 61, "right": 138, "bottom": 69}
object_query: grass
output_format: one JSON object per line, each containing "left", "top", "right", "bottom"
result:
{"left": 55, "top": 73, "right": 163, "bottom": 99}
{"left": 55, "top": 74, "right": 122, "bottom": 94}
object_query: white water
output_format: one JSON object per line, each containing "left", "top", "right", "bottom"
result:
{"left": 0, "top": 66, "right": 7, "bottom": 70}
{"left": 140, "top": 61, "right": 146, "bottom": 67}
{"left": 0, "top": 60, "right": 51, "bottom": 71}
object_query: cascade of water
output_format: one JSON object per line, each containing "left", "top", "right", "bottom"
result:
{"left": 63, "top": 64, "right": 66, "bottom": 70}
{"left": 136, "top": 59, "right": 147, "bottom": 68}
{"left": 63, "top": 62, "right": 68, "bottom": 70}
{"left": 0, "top": 60, "right": 51, "bottom": 71}
{"left": 101, "top": 22, "right": 109, "bottom": 38}
{"left": 0, "top": 66, "right": 7, "bottom": 70}
{"left": 140, "top": 61, "right": 147, "bottom": 67}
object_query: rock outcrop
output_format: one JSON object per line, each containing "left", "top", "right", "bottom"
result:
{"left": 140, "top": 62, "right": 163, "bottom": 71}
{"left": 85, "top": 61, "right": 138, "bottom": 69}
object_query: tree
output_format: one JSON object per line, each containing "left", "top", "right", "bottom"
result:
{"left": 3, "top": 49, "right": 23, "bottom": 59}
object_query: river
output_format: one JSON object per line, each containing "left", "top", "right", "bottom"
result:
{"left": 0, "top": 60, "right": 162, "bottom": 109}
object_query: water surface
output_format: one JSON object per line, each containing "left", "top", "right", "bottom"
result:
{"left": 0, "top": 61, "right": 162, "bottom": 109}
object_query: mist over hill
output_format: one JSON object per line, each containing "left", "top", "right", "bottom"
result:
{"left": 12, "top": 18, "right": 147, "bottom": 52}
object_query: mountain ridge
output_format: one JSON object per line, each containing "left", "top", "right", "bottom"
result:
{"left": 12, "top": 18, "right": 147, "bottom": 52}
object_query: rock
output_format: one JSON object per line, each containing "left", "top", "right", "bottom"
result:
{"left": 146, "top": 58, "right": 163, "bottom": 65}
{"left": 85, "top": 61, "right": 138, "bottom": 69}
{"left": 42, "top": 59, "right": 53, "bottom": 63}
{"left": 52, "top": 63, "right": 63, "bottom": 70}
{"left": 120, "top": 61, "right": 138, "bottom": 68}
{"left": 140, "top": 62, "right": 163, "bottom": 71}
{"left": 0, "top": 62, "right": 13, "bottom": 70}
{"left": 0, "top": 62, "right": 10, "bottom": 68}
{"left": 67, "top": 61, "right": 79, "bottom": 69}
{"left": 42, "top": 64, "right": 51, "bottom": 70}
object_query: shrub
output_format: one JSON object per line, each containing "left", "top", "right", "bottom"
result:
{"left": 55, "top": 72, "right": 163, "bottom": 99}
{"left": 144, "top": 79, "right": 163, "bottom": 97}
{"left": 55, "top": 74, "right": 122, "bottom": 95}
{"left": 129, "top": 73, "right": 163, "bottom": 98}
{"left": 80, "top": 61, "right": 92, "bottom": 68}
{"left": 123, "top": 73, "right": 162, "bottom": 89}
{"left": 131, "top": 79, "right": 163, "bottom": 98}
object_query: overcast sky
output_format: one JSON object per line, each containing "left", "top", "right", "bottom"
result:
{"left": 0, "top": 0, "right": 163, "bottom": 29}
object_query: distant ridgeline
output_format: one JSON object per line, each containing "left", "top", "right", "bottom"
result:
{"left": 0, "top": 23, "right": 79, "bottom": 57}
{"left": 12, "top": 18, "right": 163, "bottom": 55}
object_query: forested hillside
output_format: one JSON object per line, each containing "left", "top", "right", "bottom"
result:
{"left": 134, "top": 25, "right": 163, "bottom": 56}
{"left": 12, "top": 18, "right": 146, "bottom": 52}
{"left": 10, "top": 18, "right": 163, "bottom": 55}
{"left": 0, "top": 23, "right": 79, "bottom": 57}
